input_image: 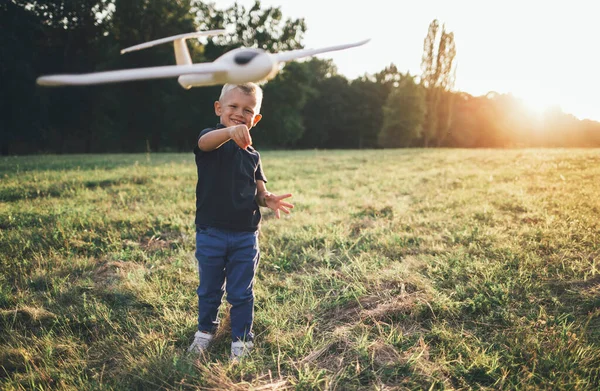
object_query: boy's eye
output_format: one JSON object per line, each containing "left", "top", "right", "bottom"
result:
{"left": 244, "top": 109, "right": 253, "bottom": 115}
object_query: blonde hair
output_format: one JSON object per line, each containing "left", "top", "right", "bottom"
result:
{"left": 219, "top": 83, "right": 263, "bottom": 114}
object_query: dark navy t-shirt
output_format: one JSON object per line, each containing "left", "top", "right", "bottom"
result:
{"left": 193, "top": 124, "right": 267, "bottom": 231}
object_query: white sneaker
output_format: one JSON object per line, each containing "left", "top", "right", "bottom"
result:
{"left": 187, "top": 331, "right": 213, "bottom": 354}
{"left": 230, "top": 340, "right": 254, "bottom": 362}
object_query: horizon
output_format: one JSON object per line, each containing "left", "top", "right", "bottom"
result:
{"left": 215, "top": 0, "right": 600, "bottom": 122}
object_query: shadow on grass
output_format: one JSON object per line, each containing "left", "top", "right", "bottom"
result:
{"left": 0, "top": 177, "right": 151, "bottom": 203}
{"left": 546, "top": 275, "right": 600, "bottom": 340}
{"left": 0, "top": 154, "right": 187, "bottom": 176}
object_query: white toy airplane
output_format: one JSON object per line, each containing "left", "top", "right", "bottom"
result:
{"left": 36, "top": 30, "right": 369, "bottom": 89}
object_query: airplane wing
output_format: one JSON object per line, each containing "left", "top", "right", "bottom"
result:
{"left": 274, "top": 39, "right": 370, "bottom": 63}
{"left": 36, "top": 62, "right": 229, "bottom": 87}
{"left": 120, "top": 30, "right": 226, "bottom": 54}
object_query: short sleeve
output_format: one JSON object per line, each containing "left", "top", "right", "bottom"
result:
{"left": 255, "top": 154, "right": 267, "bottom": 183}
{"left": 193, "top": 127, "right": 216, "bottom": 155}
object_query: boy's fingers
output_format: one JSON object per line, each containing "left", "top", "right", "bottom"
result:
{"left": 232, "top": 127, "right": 251, "bottom": 148}
{"left": 239, "top": 126, "right": 251, "bottom": 146}
{"left": 280, "top": 206, "right": 291, "bottom": 214}
{"left": 280, "top": 202, "right": 294, "bottom": 209}
{"left": 276, "top": 193, "right": 293, "bottom": 200}
{"left": 235, "top": 139, "right": 246, "bottom": 149}
{"left": 275, "top": 209, "right": 281, "bottom": 219}
{"left": 235, "top": 136, "right": 249, "bottom": 149}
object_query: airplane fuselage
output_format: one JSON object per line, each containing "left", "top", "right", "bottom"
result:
{"left": 178, "top": 48, "right": 279, "bottom": 89}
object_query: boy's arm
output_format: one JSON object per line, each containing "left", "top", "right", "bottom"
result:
{"left": 198, "top": 125, "right": 252, "bottom": 151}
{"left": 256, "top": 180, "right": 294, "bottom": 219}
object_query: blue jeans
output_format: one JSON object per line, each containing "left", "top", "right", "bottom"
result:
{"left": 195, "top": 226, "right": 260, "bottom": 341}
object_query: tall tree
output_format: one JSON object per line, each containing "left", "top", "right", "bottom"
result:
{"left": 420, "top": 19, "right": 456, "bottom": 147}
{"left": 378, "top": 74, "right": 425, "bottom": 148}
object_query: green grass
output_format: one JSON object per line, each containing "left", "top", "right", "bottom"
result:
{"left": 1, "top": 149, "right": 599, "bottom": 390}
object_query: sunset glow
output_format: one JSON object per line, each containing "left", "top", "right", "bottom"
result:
{"left": 218, "top": 0, "right": 599, "bottom": 121}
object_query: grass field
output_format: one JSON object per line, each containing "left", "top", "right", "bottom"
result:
{"left": 1, "top": 149, "right": 599, "bottom": 390}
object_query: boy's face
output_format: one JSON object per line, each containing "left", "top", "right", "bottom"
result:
{"left": 214, "top": 88, "right": 262, "bottom": 130}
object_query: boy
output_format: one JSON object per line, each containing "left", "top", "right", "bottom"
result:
{"left": 188, "top": 83, "right": 293, "bottom": 360}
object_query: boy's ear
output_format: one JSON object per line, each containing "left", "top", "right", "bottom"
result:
{"left": 214, "top": 101, "right": 222, "bottom": 116}
{"left": 252, "top": 114, "right": 262, "bottom": 126}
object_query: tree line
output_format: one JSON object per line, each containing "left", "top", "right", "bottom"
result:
{"left": 2, "top": 1, "right": 599, "bottom": 155}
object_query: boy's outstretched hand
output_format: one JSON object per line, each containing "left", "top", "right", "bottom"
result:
{"left": 264, "top": 193, "right": 294, "bottom": 219}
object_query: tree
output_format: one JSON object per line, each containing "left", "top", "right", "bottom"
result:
{"left": 295, "top": 58, "right": 342, "bottom": 148}
{"left": 0, "top": 2, "right": 43, "bottom": 154}
{"left": 581, "top": 120, "right": 600, "bottom": 147}
{"left": 193, "top": 0, "right": 306, "bottom": 59}
{"left": 259, "top": 61, "right": 315, "bottom": 147}
{"left": 301, "top": 74, "right": 353, "bottom": 149}
{"left": 345, "top": 77, "right": 388, "bottom": 149}
{"left": 420, "top": 19, "right": 457, "bottom": 147}
{"left": 3, "top": 0, "right": 114, "bottom": 153}
{"left": 105, "top": 0, "right": 199, "bottom": 152}
{"left": 378, "top": 74, "right": 425, "bottom": 148}
{"left": 374, "top": 64, "right": 403, "bottom": 92}
{"left": 318, "top": 63, "right": 405, "bottom": 149}
{"left": 447, "top": 92, "right": 537, "bottom": 148}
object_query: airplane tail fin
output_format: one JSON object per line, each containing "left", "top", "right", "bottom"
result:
{"left": 120, "top": 30, "right": 226, "bottom": 65}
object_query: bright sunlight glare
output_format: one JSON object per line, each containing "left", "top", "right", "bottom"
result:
{"left": 216, "top": 0, "right": 600, "bottom": 122}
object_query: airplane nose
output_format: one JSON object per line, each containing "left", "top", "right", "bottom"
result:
{"left": 234, "top": 51, "right": 260, "bottom": 65}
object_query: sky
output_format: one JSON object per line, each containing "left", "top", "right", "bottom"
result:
{"left": 213, "top": 0, "right": 600, "bottom": 121}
